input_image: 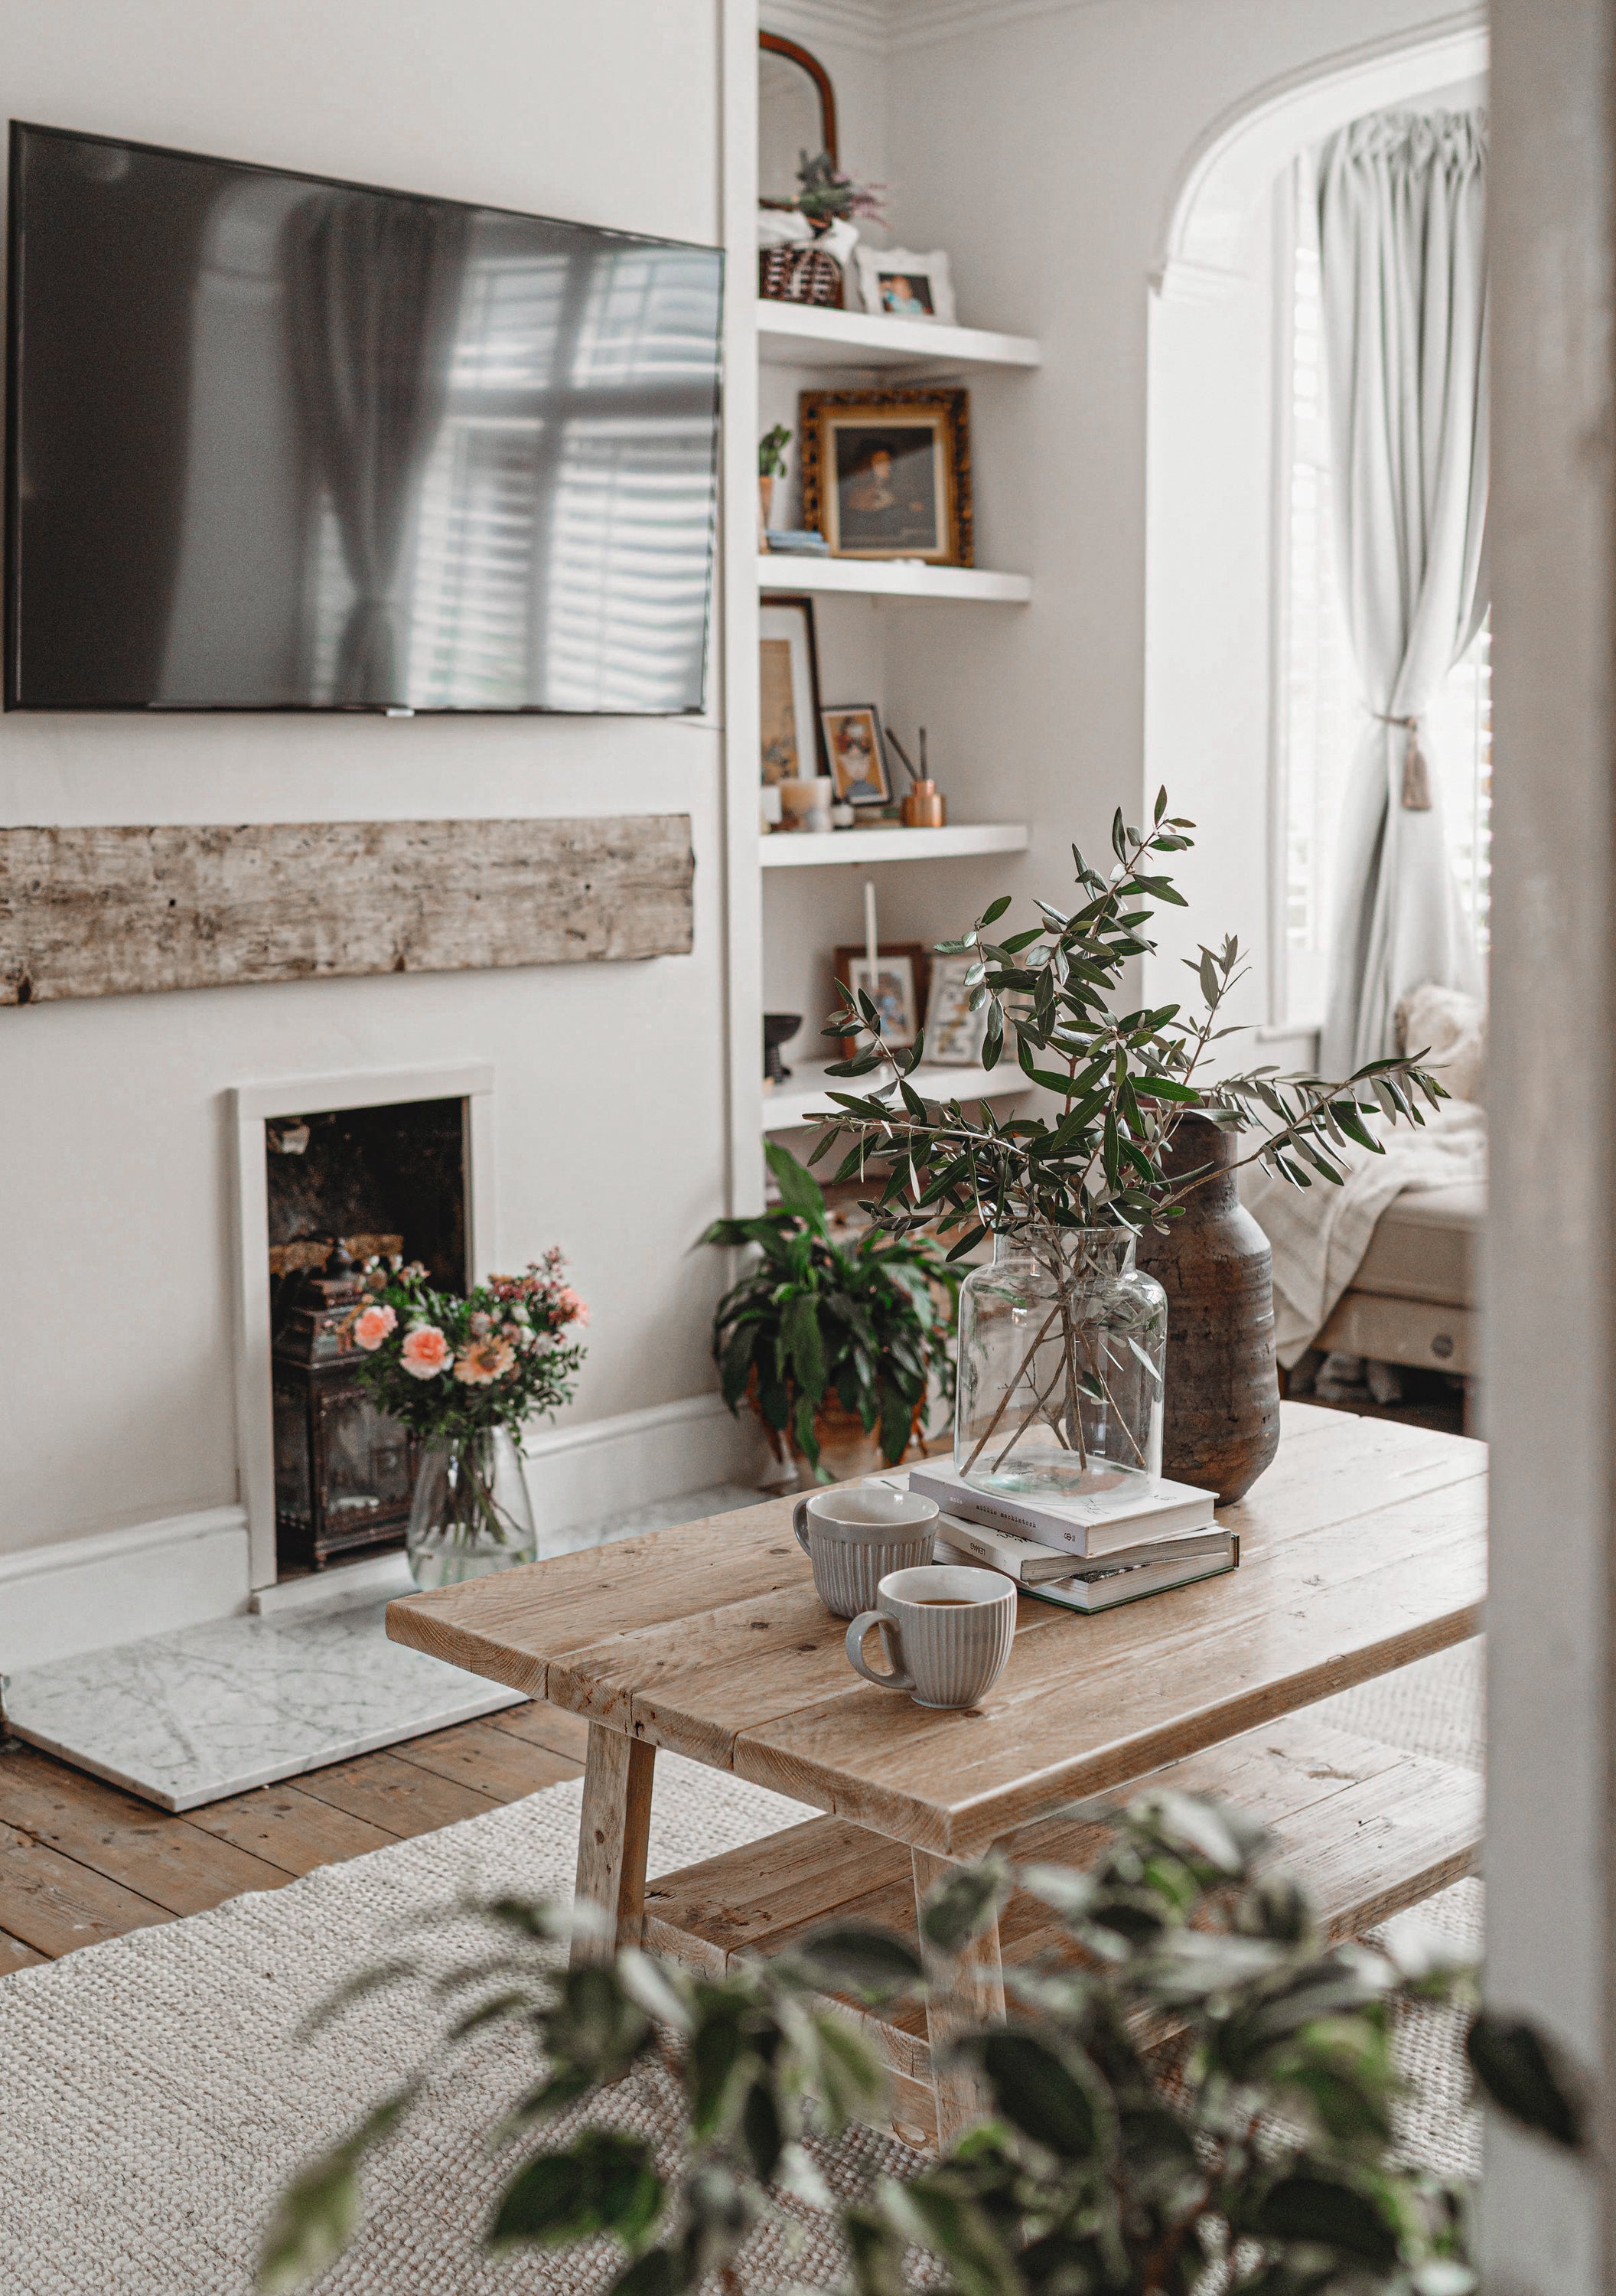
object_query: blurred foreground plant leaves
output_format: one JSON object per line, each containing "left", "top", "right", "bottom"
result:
{"left": 260, "top": 1795, "right": 1582, "bottom": 2296}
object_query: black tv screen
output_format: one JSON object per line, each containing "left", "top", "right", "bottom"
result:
{"left": 6, "top": 123, "right": 724, "bottom": 713}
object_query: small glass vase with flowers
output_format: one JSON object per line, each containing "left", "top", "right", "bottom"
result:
{"left": 341, "top": 1250, "right": 588, "bottom": 1589}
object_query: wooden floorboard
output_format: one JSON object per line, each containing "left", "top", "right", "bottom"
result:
{"left": 0, "top": 1747, "right": 291, "bottom": 1916}
{"left": 388, "top": 1718, "right": 583, "bottom": 1803}
{"left": 0, "top": 1697, "right": 584, "bottom": 1965}
{"left": 187, "top": 1782, "right": 401, "bottom": 1877}
{"left": 279, "top": 1749, "right": 504, "bottom": 1838}
{"left": 0, "top": 1818, "right": 174, "bottom": 1958}
{"left": 0, "top": 1926, "right": 48, "bottom": 1973}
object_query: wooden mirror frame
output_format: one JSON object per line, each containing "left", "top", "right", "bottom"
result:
{"left": 760, "top": 31, "right": 839, "bottom": 174}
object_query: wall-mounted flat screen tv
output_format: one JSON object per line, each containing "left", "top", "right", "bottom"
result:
{"left": 6, "top": 123, "right": 724, "bottom": 713}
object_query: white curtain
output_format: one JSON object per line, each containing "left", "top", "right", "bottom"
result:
{"left": 1317, "top": 109, "right": 1488, "bottom": 1078}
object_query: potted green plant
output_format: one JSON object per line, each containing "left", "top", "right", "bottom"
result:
{"left": 759, "top": 422, "right": 790, "bottom": 537}
{"left": 258, "top": 1790, "right": 1582, "bottom": 2296}
{"left": 812, "top": 795, "right": 1448, "bottom": 1502}
{"left": 703, "top": 1141, "right": 958, "bottom": 1484}
{"left": 341, "top": 1248, "right": 587, "bottom": 1588}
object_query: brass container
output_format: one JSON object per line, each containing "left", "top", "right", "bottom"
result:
{"left": 901, "top": 781, "right": 946, "bottom": 828}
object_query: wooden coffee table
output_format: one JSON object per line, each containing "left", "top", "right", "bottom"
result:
{"left": 388, "top": 1402, "right": 1486, "bottom": 2141}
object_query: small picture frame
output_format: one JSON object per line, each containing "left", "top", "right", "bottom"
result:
{"left": 820, "top": 703, "right": 891, "bottom": 807}
{"left": 835, "top": 943, "right": 930, "bottom": 1057}
{"left": 854, "top": 246, "right": 956, "bottom": 326}
{"left": 924, "top": 953, "right": 990, "bottom": 1065}
{"left": 798, "top": 388, "right": 973, "bottom": 566}
{"left": 759, "top": 596, "right": 825, "bottom": 786}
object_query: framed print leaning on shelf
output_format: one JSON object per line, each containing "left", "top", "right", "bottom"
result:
{"left": 798, "top": 389, "right": 973, "bottom": 566}
{"left": 834, "top": 943, "right": 930, "bottom": 1057}
{"left": 925, "top": 953, "right": 990, "bottom": 1065}
{"left": 759, "top": 595, "right": 824, "bottom": 784}
{"left": 853, "top": 246, "right": 956, "bottom": 325}
{"left": 820, "top": 703, "right": 891, "bottom": 806}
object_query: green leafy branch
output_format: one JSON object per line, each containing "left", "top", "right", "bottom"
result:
{"left": 808, "top": 794, "right": 1448, "bottom": 1256}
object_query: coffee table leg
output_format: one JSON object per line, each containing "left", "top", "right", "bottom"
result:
{"left": 912, "top": 1846, "right": 1005, "bottom": 2148}
{"left": 572, "top": 1724, "right": 656, "bottom": 1969}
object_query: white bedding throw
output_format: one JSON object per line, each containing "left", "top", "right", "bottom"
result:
{"left": 1246, "top": 1100, "right": 1486, "bottom": 1365}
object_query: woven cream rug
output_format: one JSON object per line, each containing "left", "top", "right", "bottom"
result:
{"left": 0, "top": 1645, "right": 1484, "bottom": 2296}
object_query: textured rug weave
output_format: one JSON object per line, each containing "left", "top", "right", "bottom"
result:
{"left": 0, "top": 1645, "right": 1484, "bottom": 2295}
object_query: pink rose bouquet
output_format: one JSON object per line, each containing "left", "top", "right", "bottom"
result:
{"left": 340, "top": 1247, "right": 587, "bottom": 1443}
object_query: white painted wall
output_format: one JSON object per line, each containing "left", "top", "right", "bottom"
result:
{"left": 0, "top": 0, "right": 735, "bottom": 1562}
{"left": 872, "top": 0, "right": 1487, "bottom": 991}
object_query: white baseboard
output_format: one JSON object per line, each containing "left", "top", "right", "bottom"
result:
{"left": 0, "top": 1395, "right": 765, "bottom": 1672}
{"left": 518, "top": 1391, "right": 768, "bottom": 1536}
{"left": 0, "top": 1506, "right": 250, "bottom": 1675}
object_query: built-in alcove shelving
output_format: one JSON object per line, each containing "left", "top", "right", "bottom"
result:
{"left": 760, "top": 823, "right": 1030, "bottom": 869}
{"left": 764, "top": 1055, "right": 1029, "bottom": 1134}
{"left": 758, "top": 555, "right": 1032, "bottom": 604}
{"left": 758, "top": 302, "right": 1041, "bottom": 374}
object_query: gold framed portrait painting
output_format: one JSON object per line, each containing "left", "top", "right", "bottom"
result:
{"left": 798, "top": 388, "right": 973, "bottom": 566}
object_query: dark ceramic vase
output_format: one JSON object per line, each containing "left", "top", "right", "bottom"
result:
{"left": 1135, "top": 1112, "right": 1280, "bottom": 1503}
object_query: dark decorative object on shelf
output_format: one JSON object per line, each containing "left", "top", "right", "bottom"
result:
{"left": 763, "top": 1012, "right": 802, "bottom": 1083}
{"left": 1135, "top": 1110, "right": 1281, "bottom": 1504}
{"left": 271, "top": 1245, "right": 418, "bottom": 1573}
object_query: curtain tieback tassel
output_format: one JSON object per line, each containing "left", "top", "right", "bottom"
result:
{"left": 1375, "top": 713, "right": 1432, "bottom": 811}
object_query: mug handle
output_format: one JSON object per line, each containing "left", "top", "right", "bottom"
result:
{"left": 792, "top": 1495, "right": 813, "bottom": 1555}
{"left": 845, "top": 1610, "right": 914, "bottom": 1691}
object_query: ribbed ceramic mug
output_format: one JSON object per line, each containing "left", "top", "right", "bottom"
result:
{"left": 792, "top": 1486, "right": 939, "bottom": 1619}
{"left": 845, "top": 1563, "right": 1017, "bottom": 1710}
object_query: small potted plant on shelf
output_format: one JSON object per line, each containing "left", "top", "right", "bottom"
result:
{"left": 758, "top": 422, "right": 790, "bottom": 542}
{"left": 704, "top": 1141, "right": 957, "bottom": 1485}
{"left": 811, "top": 793, "right": 1448, "bottom": 1503}
{"left": 341, "top": 1249, "right": 587, "bottom": 1589}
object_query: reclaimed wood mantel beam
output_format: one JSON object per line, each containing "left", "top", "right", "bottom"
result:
{"left": 0, "top": 816, "right": 694, "bottom": 1004}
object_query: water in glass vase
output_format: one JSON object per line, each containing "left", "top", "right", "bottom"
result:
{"left": 406, "top": 1428, "right": 537, "bottom": 1590}
{"left": 954, "top": 1229, "right": 1167, "bottom": 1498}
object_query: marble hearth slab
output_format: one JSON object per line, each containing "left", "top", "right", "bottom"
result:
{"left": 4, "top": 1598, "right": 526, "bottom": 1812}
{"left": 5, "top": 1481, "right": 767, "bottom": 1812}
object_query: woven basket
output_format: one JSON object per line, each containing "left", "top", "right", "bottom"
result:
{"left": 759, "top": 244, "right": 843, "bottom": 308}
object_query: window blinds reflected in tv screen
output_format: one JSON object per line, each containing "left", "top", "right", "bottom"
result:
{"left": 5, "top": 123, "right": 725, "bottom": 713}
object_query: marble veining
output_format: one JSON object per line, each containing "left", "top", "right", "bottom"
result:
{"left": 5, "top": 1599, "right": 527, "bottom": 1811}
{"left": 7, "top": 1481, "right": 767, "bottom": 1812}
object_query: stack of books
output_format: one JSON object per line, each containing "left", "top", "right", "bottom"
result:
{"left": 870, "top": 1459, "right": 1237, "bottom": 1614}
{"left": 763, "top": 527, "right": 829, "bottom": 556}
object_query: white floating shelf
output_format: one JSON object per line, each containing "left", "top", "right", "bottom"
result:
{"left": 763, "top": 1056, "right": 1032, "bottom": 1133}
{"left": 761, "top": 822, "right": 1029, "bottom": 868}
{"left": 758, "top": 302, "right": 1041, "bottom": 373}
{"left": 758, "top": 555, "right": 1032, "bottom": 604}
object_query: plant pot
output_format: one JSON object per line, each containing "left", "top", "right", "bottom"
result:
{"left": 1133, "top": 1112, "right": 1280, "bottom": 1503}
{"left": 406, "top": 1428, "right": 537, "bottom": 1590}
{"left": 754, "top": 1391, "right": 923, "bottom": 1490}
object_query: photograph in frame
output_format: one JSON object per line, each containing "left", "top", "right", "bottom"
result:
{"left": 925, "top": 952, "right": 991, "bottom": 1065}
{"left": 835, "top": 942, "right": 930, "bottom": 1057}
{"left": 820, "top": 703, "right": 891, "bottom": 806}
{"left": 854, "top": 245, "right": 956, "bottom": 325}
{"left": 759, "top": 595, "right": 824, "bottom": 784}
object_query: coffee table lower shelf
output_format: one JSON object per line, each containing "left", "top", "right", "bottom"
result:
{"left": 641, "top": 1710, "right": 1482, "bottom": 2149}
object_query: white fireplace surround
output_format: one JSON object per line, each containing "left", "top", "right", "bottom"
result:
{"left": 230, "top": 1059, "right": 498, "bottom": 1592}
{"left": 0, "top": 1060, "right": 760, "bottom": 1674}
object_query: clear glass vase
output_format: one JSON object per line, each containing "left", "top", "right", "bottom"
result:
{"left": 954, "top": 1228, "right": 1168, "bottom": 1499}
{"left": 406, "top": 1427, "right": 537, "bottom": 1590}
